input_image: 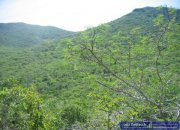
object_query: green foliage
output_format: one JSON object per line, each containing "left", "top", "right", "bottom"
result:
{"left": 0, "top": 85, "right": 51, "bottom": 129}
{"left": 67, "top": 6, "right": 179, "bottom": 123}
{"left": 0, "top": 22, "right": 75, "bottom": 47}
{"left": 88, "top": 87, "right": 125, "bottom": 129}
{"left": 61, "top": 105, "right": 87, "bottom": 127}
{"left": 0, "top": 6, "right": 179, "bottom": 129}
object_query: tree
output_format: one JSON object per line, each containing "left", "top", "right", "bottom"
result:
{"left": 61, "top": 105, "right": 87, "bottom": 129}
{"left": 67, "top": 7, "right": 179, "bottom": 122}
{"left": 0, "top": 79, "right": 54, "bottom": 129}
{"left": 88, "top": 87, "right": 124, "bottom": 130}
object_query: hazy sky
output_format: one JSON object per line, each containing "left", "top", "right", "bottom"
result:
{"left": 0, "top": 0, "right": 179, "bottom": 31}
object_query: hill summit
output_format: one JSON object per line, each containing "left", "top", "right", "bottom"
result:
{"left": 0, "top": 22, "right": 75, "bottom": 47}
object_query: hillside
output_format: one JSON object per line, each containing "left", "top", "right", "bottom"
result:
{"left": 0, "top": 7, "right": 179, "bottom": 129}
{"left": 0, "top": 22, "right": 75, "bottom": 47}
{"left": 109, "top": 7, "right": 180, "bottom": 33}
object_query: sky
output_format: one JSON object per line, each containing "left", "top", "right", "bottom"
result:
{"left": 0, "top": 0, "right": 179, "bottom": 31}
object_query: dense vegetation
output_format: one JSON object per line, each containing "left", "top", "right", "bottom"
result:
{"left": 0, "top": 7, "right": 179, "bottom": 129}
{"left": 0, "top": 22, "right": 75, "bottom": 47}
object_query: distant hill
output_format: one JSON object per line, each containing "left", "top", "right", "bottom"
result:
{"left": 0, "top": 7, "right": 179, "bottom": 129}
{"left": 0, "top": 22, "right": 75, "bottom": 47}
{"left": 108, "top": 7, "right": 180, "bottom": 34}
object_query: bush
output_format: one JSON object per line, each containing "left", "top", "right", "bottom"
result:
{"left": 61, "top": 105, "right": 87, "bottom": 127}
{"left": 0, "top": 85, "right": 49, "bottom": 129}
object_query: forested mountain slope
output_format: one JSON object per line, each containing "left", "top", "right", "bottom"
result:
{"left": 0, "top": 22, "right": 75, "bottom": 47}
{"left": 0, "top": 7, "right": 179, "bottom": 129}
{"left": 109, "top": 7, "right": 180, "bottom": 33}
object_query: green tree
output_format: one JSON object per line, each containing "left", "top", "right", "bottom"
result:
{"left": 88, "top": 87, "right": 124, "bottom": 130}
{"left": 0, "top": 81, "right": 54, "bottom": 129}
{"left": 67, "top": 7, "right": 179, "bottom": 122}
{"left": 61, "top": 105, "right": 87, "bottom": 129}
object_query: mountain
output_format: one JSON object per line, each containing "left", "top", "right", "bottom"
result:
{"left": 0, "top": 7, "right": 179, "bottom": 129}
{"left": 109, "top": 7, "right": 180, "bottom": 34}
{"left": 0, "top": 22, "right": 75, "bottom": 47}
